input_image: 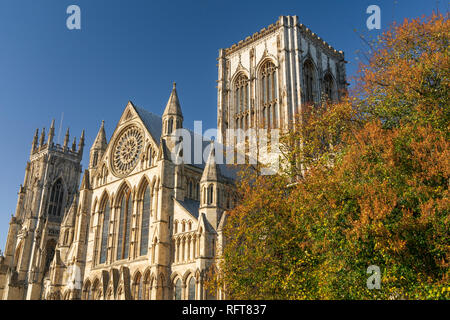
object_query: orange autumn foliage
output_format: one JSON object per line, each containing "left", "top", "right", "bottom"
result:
{"left": 208, "top": 12, "right": 449, "bottom": 300}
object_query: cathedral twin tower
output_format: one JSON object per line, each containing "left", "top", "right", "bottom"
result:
{"left": 0, "top": 15, "right": 346, "bottom": 300}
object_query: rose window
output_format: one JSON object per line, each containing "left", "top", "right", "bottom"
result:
{"left": 111, "top": 126, "right": 144, "bottom": 176}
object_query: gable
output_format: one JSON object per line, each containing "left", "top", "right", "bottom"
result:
{"left": 88, "top": 102, "right": 161, "bottom": 184}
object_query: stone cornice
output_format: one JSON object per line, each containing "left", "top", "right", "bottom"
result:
{"left": 298, "top": 23, "right": 345, "bottom": 61}
{"left": 221, "top": 16, "right": 345, "bottom": 61}
{"left": 223, "top": 22, "right": 280, "bottom": 56}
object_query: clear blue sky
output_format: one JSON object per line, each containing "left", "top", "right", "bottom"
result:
{"left": 0, "top": 0, "right": 445, "bottom": 250}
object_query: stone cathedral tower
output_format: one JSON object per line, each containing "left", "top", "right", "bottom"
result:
{"left": 217, "top": 15, "right": 347, "bottom": 147}
{"left": 0, "top": 120, "right": 84, "bottom": 300}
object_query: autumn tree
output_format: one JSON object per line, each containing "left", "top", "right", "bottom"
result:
{"left": 210, "top": 12, "right": 449, "bottom": 300}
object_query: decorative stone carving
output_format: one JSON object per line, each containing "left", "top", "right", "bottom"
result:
{"left": 111, "top": 126, "right": 144, "bottom": 177}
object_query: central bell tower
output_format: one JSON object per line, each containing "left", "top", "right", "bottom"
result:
{"left": 217, "top": 15, "right": 347, "bottom": 146}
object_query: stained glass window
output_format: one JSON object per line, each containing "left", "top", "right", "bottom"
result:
{"left": 124, "top": 193, "right": 132, "bottom": 259}
{"left": 188, "top": 277, "right": 196, "bottom": 300}
{"left": 48, "top": 179, "right": 64, "bottom": 216}
{"left": 99, "top": 199, "right": 110, "bottom": 264}
{"left": 140, "top": 186, "right": 151, "bottom": 256}
{"left": 175, "top": 279, "right": 182, "bottom": 300}
{"left": 304, "top": 59, "right": 315, "bottom": 104}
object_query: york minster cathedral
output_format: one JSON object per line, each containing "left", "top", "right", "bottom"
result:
{"left": 0, "top": 16, "right": 346, "bottom": 300}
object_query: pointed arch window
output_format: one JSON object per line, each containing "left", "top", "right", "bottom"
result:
{"left": 303, "top": 59, "right": 316, "bottom": 104}
{"left": 188, "top": 277, "right": 196, "bottom": 300}
{"left": 323, "top": 73, "right": 336, "bottom": 102}
{"left": 234, "top": 74, "right": 249, "bottom": 130}
{"left": 234, "top": 74, "right": 249, "bottom": 114}
{"left": 134, "top": 273, "right": 143, "bottom": 300}
{"left": 84, "top": 282, "right": 92, "bottom": 300}
{"left": 207, "top": 184, "right": 214, "bottom": 205}
{"left": 93, "top": 152, "right": 98, "bottom": 167}
{"left": 174, "top": 279, "right": 182, "bottom": 300}
{"left": 99, "top": 197, "right": 110, "bottom": 264}
{"left": 168, "top": 118, "right": 173, "bottom": 135}
{"left": 203, "top": 187, "right": 206, "bottom": 204}
{"left": 140, "top": 184, "right": 151, "bottom": 256}
{"left": 143, "top": 272, "right": 151, "bottom": 300}
{"left": 260, "top": 61, "right": 278, "bottom": 128}
{"left": 117, "top": 188, "right": 133, "bottom": 260}
{"left": 92, "top": 280, "right": 100, "bottom": 300}
{"left": 48, "top": 179, "right": 64, "bottom": 217}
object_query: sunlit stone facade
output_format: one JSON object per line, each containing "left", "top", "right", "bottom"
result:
{"left": 0, "top": 15, "right": 345, "bottom": 300}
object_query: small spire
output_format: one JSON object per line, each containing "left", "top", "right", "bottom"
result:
{"left": 31, "top": 128, "right": 39, "bottom": 153}
{"left": 163, "top": 83, "right": 183, "bottom": 118}
{"left": 78, "top": 129, "right": 85, "bottom": 148}
{"left": 39, "top": 128, "right": 46, "bottom": 147}
{"left": 47, "top": 119, "right": 55, "bottom": 146}
{"left": 78, "top": 129, "right": 85, "bottom": 157}
{"left": 63, "top": 128, "right": 70, "bottom": 149}
{"left": 71, "top": 136, "right": 77, "bottom": 151}
{"left": 91, "top": 120, "right": 107, "bottom": 151}
{"left": 201, "top": 142, "right": 220, "bottom": 182}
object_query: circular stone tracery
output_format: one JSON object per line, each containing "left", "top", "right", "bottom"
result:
{"left": 111, "top": 126, "right": 144, "bottom": 177}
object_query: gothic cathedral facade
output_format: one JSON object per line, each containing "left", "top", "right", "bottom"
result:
{"left": 0, "top": 16, "right": 346, "bottom": 300}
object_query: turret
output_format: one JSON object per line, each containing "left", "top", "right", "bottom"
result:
{"left": 63, "top": 128, "right": 70, "bottom": 151}
{"left": 162, "top": 82, "right": 183, "bottom": 140}
{"left": 78, "top": 129, "right": 85, "bottom": 158}
{"left": 31, "top": 128, "right": 39, "bottom": 154}
{"left": 200, "top": 142, "right": 223, "bottom": 229}
{"left": 71, "top": 137, "right": 77, "bottom": 152}
{"left": 89, "top": 120, "right": 107, "bottom": 170}
{"left": 39, "top": 128, "right": 45, "bottom": 149}
{"left": 47, "top": 119, "right": 55, "bottom": 147}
